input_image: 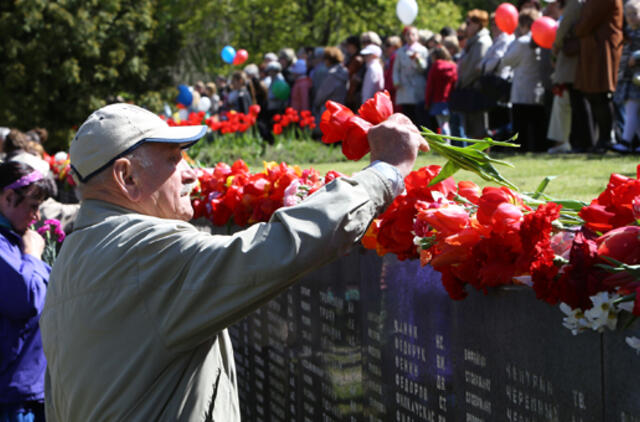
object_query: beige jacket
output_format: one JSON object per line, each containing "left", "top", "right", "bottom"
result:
{"left": 551, "top": 0, "right": 583, "bottom": 84}
{"left": 40, "top": 168, "right": 394, "bottom": 421}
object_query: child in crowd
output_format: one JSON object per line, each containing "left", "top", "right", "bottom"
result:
{"left": 425, "top": 46, "right": 458, "bottom": 136}
{"left": 290, "top": 59, "right": 312, "bottom": 111}
{"left": 226, "top": 71, "right": 252, "bottom": 115}
{"left": 360, "top": 44, "right": 384, "bottom": 103}
{"left": 205, "top": 82, "right": 221, "bottom": 117}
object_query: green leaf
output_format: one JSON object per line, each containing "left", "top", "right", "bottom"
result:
{"left": 428, "top": 159, "right": 460, "bottom": 186}
{"left": 532, "top": 176, "right": 556, "bottom": 199}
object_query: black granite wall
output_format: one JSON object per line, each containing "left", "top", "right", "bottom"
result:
{"left": 228, "top": 248, "right": 640, "bottom": 422}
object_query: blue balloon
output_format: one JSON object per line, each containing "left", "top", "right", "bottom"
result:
{"left": 221, "top": 46, "right": 236, "bottom": 64}
{"left": 176, "top": 84, "right": 193, "bottom": 107}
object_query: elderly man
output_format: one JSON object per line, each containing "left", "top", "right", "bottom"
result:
{"left": 40, "top": 103, "right": 427, "bottom": 421}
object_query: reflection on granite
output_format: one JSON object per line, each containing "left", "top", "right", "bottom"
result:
{"left": 230, "top": 248, "right": 637, "bottom": 422}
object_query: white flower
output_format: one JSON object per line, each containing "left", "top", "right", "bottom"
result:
{"left": 559, "top": 303, "right": 589, "bottom": 335}
{"left": 617, "top": 300, "right": 635, "bottom": 313}
{"left": 584, "top": 292, "right": 621, "bottom": 332}
{"left": 626, "top": 336, "right": 640, "bottom": 354}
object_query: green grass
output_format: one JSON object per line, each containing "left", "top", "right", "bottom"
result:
{"left": 304, "top": 152, "right": 639, "bottom": 202}
{"left": 193, "top": 138, "right": 639, "bottom": 202}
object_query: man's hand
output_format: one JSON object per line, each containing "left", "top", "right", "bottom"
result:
{"left": 23, "top": 229, "right": 45, "bottom": 259}
{"left": 368, "top": 113, "right": 429, "bottom": 178}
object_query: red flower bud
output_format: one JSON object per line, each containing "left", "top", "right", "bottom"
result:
{"left": 320, "top": 101, "right": 354, "bottom": 144}
{"left": 342, "top": 116, "right": 372, "bottom": 160}
{"left": 597, "top": 226, "right": 640, "bottom": 265}
{"left": 249, "top": 104, "right": 261, "bottom": 115}
{"left": 358, "top": 90, "right": 393, "bottom": 125}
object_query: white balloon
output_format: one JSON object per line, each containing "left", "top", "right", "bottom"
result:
{"left": 178, "top": 108, "right": 189, "bottom": 121}
{"left": 198, "top": 97, "right": 212, "bottom": 112}
{"left": 396, "top": 0, "right": 418, "bottom": 25}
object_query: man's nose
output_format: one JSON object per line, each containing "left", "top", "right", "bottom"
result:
{"left": 180, "top": 160, "right": 197, "bottom": 184}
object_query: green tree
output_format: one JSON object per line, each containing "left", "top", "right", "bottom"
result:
{"left": 0, "top": 0, "right": 179, "bottom": 150}
{"left": 172, "top": 0, "right": 462, "bottom": 81}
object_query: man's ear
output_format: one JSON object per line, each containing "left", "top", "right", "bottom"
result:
{"left": 112, "top": 158, "right": 142, "bottom": 202}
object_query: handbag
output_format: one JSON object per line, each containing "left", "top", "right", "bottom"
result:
{"left": 475, "top": 61, "right": 512, "bottom": 105}
{"left": 449, "top": 63, "right": 508, "bottom": 113}
{"left": 448, "top": 84, "right": 493, "bottom": 113}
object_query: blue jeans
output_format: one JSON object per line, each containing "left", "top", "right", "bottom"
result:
{"left": 0, "top": 402, "right": 45, "bottom": 422}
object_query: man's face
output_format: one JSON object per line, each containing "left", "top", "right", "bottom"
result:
{"left": 134, "top": 143, "right": 197, "bottom": 221}
{"left": 404, "top": 28, "right": 418, "bottom": 45}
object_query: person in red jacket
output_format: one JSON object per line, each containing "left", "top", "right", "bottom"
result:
{"left": 425, "top": 46, "right": 458, "bottom": 136}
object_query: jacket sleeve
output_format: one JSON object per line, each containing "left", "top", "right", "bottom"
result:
{"left": 0, "top": 239, "right": 49, "bottom": 319}
{"left": 554, "top": 0, "right": 581, "bottom": 49}
{"left": 479, "top": 38, "right": 510, "bottom": 74}
{"left": 500, "top": 38, "right": 522, "bottom": 70}
{"left": 392, "top": 50, "right": 402, "bottom": 86}
{"left": 142, "top": 168, "right": 395, "bottom": 351}
{"left": 312, "top": 76, "right": 335, "bottom": 111}
{"left": 574, "top": 0, "right": 613, "bottom": 37}
{"left": 425, "top": 66, "right": 436, "bottom": 109}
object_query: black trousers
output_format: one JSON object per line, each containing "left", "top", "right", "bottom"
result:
{"left": 511, "top": 104, "right": 547, "bottom": 152}
{"left": 568, "top": 85, "right": 593, "bottom": 151}
{"left": 583, "top": 91, "right": 615, "bottom": 149}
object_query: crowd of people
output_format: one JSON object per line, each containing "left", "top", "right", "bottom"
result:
{"left": 189, "top": 0, "right": 633, "bottom": 154}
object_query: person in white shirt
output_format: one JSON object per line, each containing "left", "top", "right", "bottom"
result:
{"left": 361, "top": 44, "right": 385, "bottom": 103}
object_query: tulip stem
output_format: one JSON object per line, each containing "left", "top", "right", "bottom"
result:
{"left": 421, "top": 127, "right": 520, "bottom": 148}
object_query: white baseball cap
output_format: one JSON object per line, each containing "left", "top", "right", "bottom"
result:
{"left": 360, "top": 44, "right": 382, "bottom": 57}
{"left": 70, "top": 103, "right": 206, "bottom": 182}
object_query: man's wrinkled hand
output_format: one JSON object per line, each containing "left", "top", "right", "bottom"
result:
{"left": 368, "top": 113, "right": 429, "bottom": 178}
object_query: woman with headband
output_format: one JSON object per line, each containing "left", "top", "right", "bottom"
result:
{"left": 0, "top": 161, "right": 56, "bottom": 422}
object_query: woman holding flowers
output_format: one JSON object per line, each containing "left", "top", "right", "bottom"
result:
{"left": 0, "top": 161, "right": 55, "bottom": 422}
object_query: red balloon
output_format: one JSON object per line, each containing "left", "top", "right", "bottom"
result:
{"left": 531, "top": 16, "right": 558, "bottom": 49}
{"left": 494, "top": 3, "right": 518, "bottom": 35}
{"left": 233, "top": 49, "right": 249, "bottom": 66}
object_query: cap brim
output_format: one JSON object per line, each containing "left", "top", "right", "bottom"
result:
{"left": 146, "top": 125, "right": 208, "bottom": 148}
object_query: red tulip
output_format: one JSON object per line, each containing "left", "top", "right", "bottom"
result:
{"left": 249, "top": 104, "right": 261, "bottom": 115}
{"left": 491, "top": 202, "right": 523, "bottom": 234}
{"left": 342, "top": 116, "right": 372, "bottom": 160}
{"left": 457, "top": 180, "right": 481, "bottom": 204}
{"left": 597, "top": 226, "right": 640, "bottom": 265}
{"left": 358, "top": 90, "right": 393, "bottom": 125}
{"left": 477, "top": 186, "right": 522, "bottom": 226}
{"left": 416, "top": 204, "right": 470, "bottom": 237}
{"left": 320, "top": 101, "right": 354, "bottom": 144}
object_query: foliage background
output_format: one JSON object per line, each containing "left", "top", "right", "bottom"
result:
{"left": 0, "top": 0, "right": 512, "bottom": 150}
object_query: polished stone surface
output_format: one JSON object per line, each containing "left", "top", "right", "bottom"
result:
{"left": 229, "top": 248, "right": 635, "bottom": 422}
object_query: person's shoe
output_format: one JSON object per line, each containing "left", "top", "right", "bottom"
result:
{"left": 612, "top": 141, "right": 632, "bottom": 154}
{"left": 547, "top": 143, "right": 571, "bottom": 154}
{"left": 589, "top": 143, "right": 610, "bottom": 154}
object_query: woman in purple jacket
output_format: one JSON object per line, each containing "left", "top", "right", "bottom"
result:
{"left": 0, "top": 161, "right": 55, "bottom": 422}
